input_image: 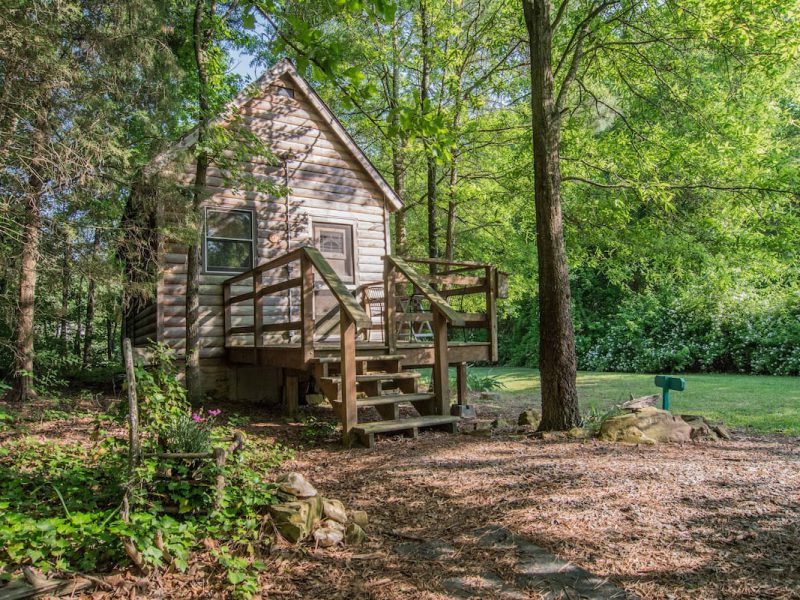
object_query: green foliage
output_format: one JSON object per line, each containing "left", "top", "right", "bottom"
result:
{"left": 449, "top": 370, "right": 507, "bottom": 392}
{"left": 299, "top": 413, "right": 339, "bottom": 443}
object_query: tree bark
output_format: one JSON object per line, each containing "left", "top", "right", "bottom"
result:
{"left": 185, "top": 0, "right": 212, "bottom": 404}
{"left": 389, "top": 21, "right": 408, "bottom": 255}
{"left": 59, "top": 237, "right": 70, "bottom": 348}
{"left": 106, "top": 317, "right": 114, "bottom": 362}
{"left": 420, "top": 0, "right": 438, "bottom": 266}
{"left": 4, "top": 111, "right": 47, "bottom": 402}
{"left": 523, "top": 0, "right": 580, "bottom": 430}
{"left": 74, "top": 276, "right": 84, "bottom": 356}
{"left": 82, "top": 229, "right": 100, "bottom": 369}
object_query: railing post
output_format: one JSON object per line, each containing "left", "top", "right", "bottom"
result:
{"left": 300, "top": 255, "right": 315, "bottom": 363}
{"left": 339, "top": 310, "right": 358, "bottom": 444}
{"left": 384, "top": 257, "right": 397, "bottom": 353}
{"left": 486, "top": 266, "right": 498, "bottom": 362}
{"left": 223, "top": 282, "right": 232, "bottom": 348}
{"left": 432, "top": 309, "right": 450, "bottom": 415}
{"left": 253, "top": 271, "right": 264, "bottom": 348}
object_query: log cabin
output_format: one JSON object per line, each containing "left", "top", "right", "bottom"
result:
{"left": 124, "top": 59, "right": 505, "bottom": 447}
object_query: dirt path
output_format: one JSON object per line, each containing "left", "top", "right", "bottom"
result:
{"left": 260, "top": 428, "right": 800, "bottom": 599}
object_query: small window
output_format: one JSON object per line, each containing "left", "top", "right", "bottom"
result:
{"left": 204, "top": 209, "right": 254, "bottom": 273}
{"left": 313, "top": 222, "right": 354, "bottom": 283}
{"left": 275, "top": 85, "right": 295, "bottom": 99}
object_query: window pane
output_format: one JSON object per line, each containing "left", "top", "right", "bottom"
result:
{"left": 207, "top": 210, "right": 252, "bottom": 239}
{"left": 206, "top": 240, "right": 253, "bottom": 271}
{"left": 319, "top": 231, "right": 345, "bottom": 255}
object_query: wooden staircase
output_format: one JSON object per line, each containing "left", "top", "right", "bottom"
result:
{"left": 311, "top": 354, "right": 459, "bottom": 448}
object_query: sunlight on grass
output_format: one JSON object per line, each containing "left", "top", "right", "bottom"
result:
{"left": 468, "top": 367, "right": 800, "bottom": 434}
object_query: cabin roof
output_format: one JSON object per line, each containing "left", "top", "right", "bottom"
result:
{"left": 147, "top": 58, "right": 402, "bottom": 211}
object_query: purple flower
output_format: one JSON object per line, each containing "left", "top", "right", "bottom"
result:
{"left": 192, "top": 413, "right": 203, "bottom": 422}
{"left": 208, "top": 409, "right": 222, "bottom": 417}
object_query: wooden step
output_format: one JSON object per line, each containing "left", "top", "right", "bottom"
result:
{"left": 313, "top": 354, "right": 405, "bottom": 364}
{"left": 320, "top": 371, "right": 420, "bottom": 386}
{"left": 351, "top": 415, "right": 460, "bottom": 448}
{"left": 357, "top": 393, "right": 435, "bottom": 407}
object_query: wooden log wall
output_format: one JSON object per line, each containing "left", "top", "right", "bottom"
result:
{"left": 155, "top": 74, "right": 390, "bottom": 363}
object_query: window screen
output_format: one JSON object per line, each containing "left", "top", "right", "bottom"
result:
{"left": 313, "top": 223, "right": 354, "bottom": 283}
{"left": 204, "top": 209, "right": 254, "bottom": 272}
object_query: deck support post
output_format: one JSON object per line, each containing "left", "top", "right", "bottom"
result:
{"left": 456, "top": 362, "right": 468, "bottom": 406}
{"left": 432, "top": 309, "right": 450, "bottom": 415}
{"left": 340, "top": 311, "right": 358, "bottom": 445}
{"left": 300, "top": 256, "right": 315, "bottom": 364}
{"left": 284, "top": 372, "right": 299, "bottom": 419}
{"left": 486, "top": 266, "right": 498, "bottom": 362}
{"left": 384, "top": 257, "right": 397, "bottom": 353}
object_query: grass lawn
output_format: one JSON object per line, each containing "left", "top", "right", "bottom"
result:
{"left": 467, "top": 367, "right": 800, "bottom": 434}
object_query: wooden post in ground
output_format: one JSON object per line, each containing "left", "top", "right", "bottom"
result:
{"left": 213, "top": 446, "right": 227, "bottom": 509}
{"left": 122, "top": 338, "right": 140, "bottom": 473}
{"left": 339, "top": 311, "right": 358, "bottom": 444}
{"left": 284, "top": 373, "right": 299, "bottom": 419}
{"left": 431, "top": 310, "right": 450, "bottom": 415}
{"left": 456, "top": 362, "right": 468, "bottom": 406}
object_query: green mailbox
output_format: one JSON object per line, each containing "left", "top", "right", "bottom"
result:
{"left": 654, "top": 375, "right": 685, "bottom": 411}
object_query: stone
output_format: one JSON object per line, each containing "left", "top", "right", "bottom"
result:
{"left": 344, "top": 523, "right": 366, "bottom": 546}
{"left": 450, "top": 404, "right": 477, "bottom": 418}
{"left": 517, "top": 409, "right": 541, "bottom": 427}
{"left": 622, "top": 394, "right": 660, "bottom": 411}
{"left": 350, "top": 510, "right": 369, "bottom": 528}
{"left": 480, "top": 391, "right": 501, "bottom": 401}
{"left": 322, "top": 498, "right": 347, "bottom": 524}
{"left": 305, "top": 393, "right": 326, "bottom": 407}
{"left": 566, "top": 427, "right": 591, "bottom": 439}
{"left": 599, "top": 407, "right": 692, "bottom": 444}
{"left": 491, "top": 418, "right": 510, "bottom": 429}
{"left": 277, "top": 472, "right": 317, "bottom": 498}
{"left": 681, "top": 415, "right": 719, "bottom": 441}
{"left": 712, "top": 424, "right": 732, "bottom": 440}
{"left": 269, "top": 501, "right": 314, "bottom": 543}
{"left": 313, "top": 526, "right": 344, "bottom": 547}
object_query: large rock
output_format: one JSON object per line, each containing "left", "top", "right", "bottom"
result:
{"left": 313, "top": 523, "right": 344, "bottom": 547}
{"left": 322, "top": 498, "right": 347, "bottom": 524}
{"left": 277, "top": 472, "right": 317, "bottom": 498}
{"left": 345, "top": 523, "right": 367, "bottom": 546}
{"left": 268, "top": 496, "right": 323, "bottom": 543}
{"left": 350, "top": 510, "right": 369, "bottom": 528}
{"left": 599, "top": 407, "right": 692, "bottom": 444}
{"left": 518, "top": 410, "right": 541, "bottom": 427}
{"left": 681, "top": 415, "right": 719, "bottom": 441}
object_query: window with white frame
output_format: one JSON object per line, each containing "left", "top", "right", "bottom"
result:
{"left": 204, "top": 208, "right": 254, "bottom": 273}
{"left": 313, "top": 222, "right": 354, "bottom": 283}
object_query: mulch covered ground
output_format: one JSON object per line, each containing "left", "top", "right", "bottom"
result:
{"left": 3, "top": 398, "right": 799, "bottom": 599}
{"left": 256, "top": 426, "right": 799, "bottom": 600}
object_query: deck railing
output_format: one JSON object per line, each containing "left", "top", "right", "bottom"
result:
{"left": 383, "top": 256, "right": 505, "bottom": 414}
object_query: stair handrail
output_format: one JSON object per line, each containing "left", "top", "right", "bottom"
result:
{"left": 384, "top": 256, "right": 466, "bottom": 327}
{"left": 300, "top": 247, "right": 371, "bottom": 329}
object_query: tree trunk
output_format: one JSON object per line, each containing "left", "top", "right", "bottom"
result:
{"left": 523, "top": 0, "right": 580, "bottom": 431}
{"left": 4, "top": 113, "right": 47, "bottom": 402}
{"left": 420, "top": 0, "right": 438, "bottom": 266}
{"left": 185, "top": 0, "right": 212, "bottom": 404}
{"left": 389, "top": 13, "right": 408, "bottom": 255}
{"left": 59, "top": 238, "right": 70, "bottom": 348}
{"left": 445, "top": 109, "right": 462, "bottom": 261}
{"left": 105, "top": 318, "right": 112, "bottom": 361}
{"left": 74, "top": 276, "right": 83, "bottom": 356}
{"left": 82, "top": 229, "right": 100, "bottom": 369}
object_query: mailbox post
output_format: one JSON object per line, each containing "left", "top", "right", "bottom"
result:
{"left": 654, "top": 375, "right": 685, "bottom": 411}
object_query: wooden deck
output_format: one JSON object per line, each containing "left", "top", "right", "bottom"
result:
{"left": 222, "top": 250, "right": 505, "bottom": 446}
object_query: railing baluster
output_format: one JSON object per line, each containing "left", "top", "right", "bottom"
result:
{"left": 384, "top": 257, "right": 397, "bottom": 353}
{"left": 223, "top": 282, "right": 232, "bottom": 348}
{"left": 300, "top": 255, "right": 315, "bottom": 363}
{"left": 253, "top": 271, "right": 263, "bottom": 348}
